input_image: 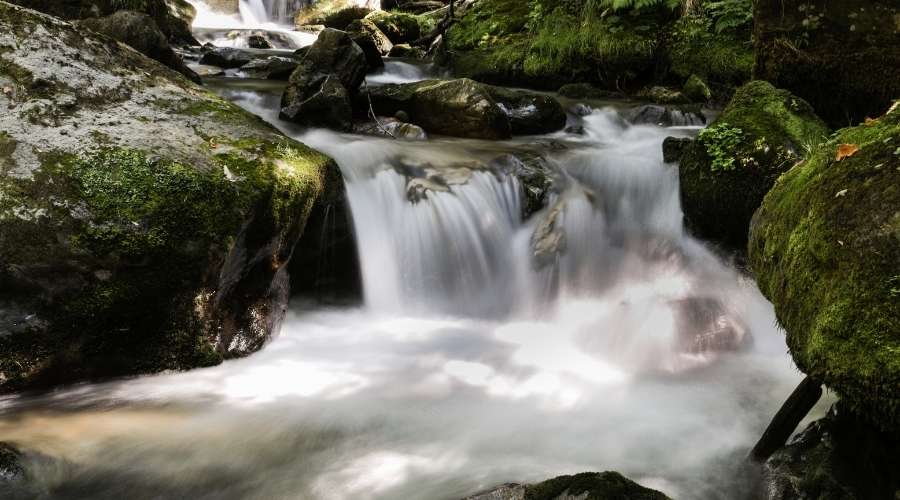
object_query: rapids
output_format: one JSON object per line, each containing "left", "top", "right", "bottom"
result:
{"left": 0, "top": 9, "right": 832, "bottom": 500}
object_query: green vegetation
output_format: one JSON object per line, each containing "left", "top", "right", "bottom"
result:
{"left": 749, "top": 103, "right": 900, "bottom": 430}
{"left": 697, "top": 124, "right": 744, "bottom": 171}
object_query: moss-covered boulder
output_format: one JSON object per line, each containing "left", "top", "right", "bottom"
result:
{"left": 0, "top": 1, "right": 341, "bottom": 391}
{"left": 347, "top": 18, "right": 391, "bottom": 70}
{"left": 321, "top": 6, "right": 372, "bottom": 30}
{"left": 78, "top": 10, "right": 200, "bottom": 83}
{"left": 749, "top": 102, "right": 900, "bottom": 430}
{"left": 676, "top": 81, "right": 828, "bottom": 247}
{"left": 364, "top": 10, "right": 421, "bottom": 44}
{"left": 464, "top": 472, "right": 671, "bottom": 500}
{"left": 754, "top": 0, "right": 900, "bottom": 127}
{"left": 7, "top": 0, "right": 197, "bottom": 46}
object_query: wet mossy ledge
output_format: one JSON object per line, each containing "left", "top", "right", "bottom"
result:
{"left": 749, "top": 102, "right": 900, "bottom": 430}
{"left": 0, "top": 1, "right": 341, "bottom": 391}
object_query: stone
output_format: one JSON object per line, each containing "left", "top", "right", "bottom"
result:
{"left": 199, "top": 47, "right": 256, "bottom": 69}
{"left": 662, "top": 136, "right": 692, "bottom": 163}
{"left": 487, "top": 86, "right": 567, "bottom": 135}
{"left": 247, "top": 34, "right": 273, "bottom": 49}
{"left": 0, "top": 1, "right": 340, "bottom": 391}
{"left": 558, "top": 83, "right": 619, "bottom": 100}
{"left": 636, "top": 86, "right": 690, "bottom": 105}
{"left": 347, "top": 19, "right": 391, "bottom": 70}
{"left": 464, "top": 472, "right": 671, "bottom": 500}
{"left": 364, "top": 10, "right": 421, "bottom": 44}
{"left": 678, "top": 81, "right": 829, "bottom": 248}
{"left": 749, "top": 102, "right": 900, "bottom": 429}
{"left": 628, "top": 105, "right": 706, "bottom": 127}
{"left": 240, "top": 56, "right": 300, "bottom": 80}
{"left": 79, "top": 10, "right": 200, "bottom": 83}
{"left": 388, "top": 43, "right": 426, "bottom": 59}
{"left": 683, "top": 74, "right": 712, "bottom": 103}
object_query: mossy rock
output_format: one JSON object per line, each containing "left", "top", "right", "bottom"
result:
{"left": 321, "top": 6, "right": 371, "bottom": 30}
{"left": 683, "top": 74, "right": 711, "bottom": 103}
{"left": 677, "top": 80, "right": 828, "bottom": 247}
{"left": 364, "top": 10, "right": 421, "bottom": 44}
{"left": 749, "top": 102, "right": 900, "bottom": 430}
{"left": 0, "top": 1, "right": 340, "bottom": 391}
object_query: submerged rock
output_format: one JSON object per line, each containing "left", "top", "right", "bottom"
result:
{"left": 465, "top": 472, "right": 671, "bottom": 500}
{"left": 79, "top": 10, "right": 200, "bottom": 83}
{"left": 764, "top": 404, "right": 900, "bottom": 500}
{"left": 627, "top": 105, "right": 706, "bottom": 127}
{"left": 199, "top": 46, "right": 257, "bottom": 69}
{"left": 354, "top": 117, "right": 428, "bottom": 140}
{"left": 491, "top": 153, "right": 558, "bottom": 219}
{"left": 240, "top": 56, "right": 300, "bottom": 80}
{"left": 749, "top": 103, "right": 900, "bottom": 429}
{"left": 677, "top": 81, "right": 828, "bottom": 247}
{"left": 0, "top": 1, "right": 340, "bottom": 391}
{"left": 662, "top": 136, "right": 692, "bottom": 163}
{"left": 0, "top": 443, "right": 24, "bottom": 483}
{"left": 280, "top": 28, "right": 367, "bottom": 131}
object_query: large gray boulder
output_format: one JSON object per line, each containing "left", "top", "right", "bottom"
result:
{"left": 280, "top": 28, "right": 367, "bottom": 130}
{"left": 0, "top": 1, "right": 341, "bottom": 391}
{"left": 79, "top": 10, "right": 200, "bottom": 83}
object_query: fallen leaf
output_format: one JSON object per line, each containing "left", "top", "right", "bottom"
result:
{"left": 835, "top": 189, "right": 848, "bottom": 198}
{"left": 836, "top": 143, "right": 859, "bottom": 161}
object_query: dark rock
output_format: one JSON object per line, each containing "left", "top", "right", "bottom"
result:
{"left": 199, "top": 46, "right": 256, "bottom": 69}
{"left": 764, "top": 404, "right": 900, "bottom": 500}
{"left": 280, "top": 28, "right": 367, "bottom": 130}
{"left": 754, "top": 0, "right": 900, "bottom": 126}
{"left": 247, "top": 34, "right": 273, "bottom": 49}
{"left": 391, "top": 0, "right": 446, "bottom": 14}
{"left": 679, "top": 80, "right": 828, "bottom": 248}
{"left": 749, "top": 102, "right": 900, "bottom": 429}
{"left": 240, "top": 56, "right": 300, "bottom": 80}
{"left": 347, "top": 19, "right": 391, "bottom": 70}
{"left": 569, "top": 103, "right": 593, "bottom": 116}
{"left": 465, "top": 472, "right": 671, "bottom": 500}
{"left": 487, "top": 87, "right": 567, "bottom": 135}
{"left": 565, "top": 125, "right": 585, "bottom": 135}
{"left": 321, "top": 6, "right": 372, "bottom": 30}
{"left": 491, "top": 153, "right": 557, "bottom": 219}
{"left": 78, "top": 10, "right": 200, "bottom": 83}
{"left": 662, "top": 136, "right": 692, "bottom": 163}
{"left": 388, "top": 43, "right": 426, "bottom": 59}
{"left": 364, "top": 78, "right": 511, "bottom": 139}
{"left": 0, "top": 2, "right": 341, "bottom": 391}
{"left": 0, "top": 443, "right": 24, "bottom": 483}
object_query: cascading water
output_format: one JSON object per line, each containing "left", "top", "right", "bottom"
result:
{"left": 0, "top": 77, "right": 828, "bottom": 499}
{"left": 188, "top": 0, "right": 318, "bottom": 48}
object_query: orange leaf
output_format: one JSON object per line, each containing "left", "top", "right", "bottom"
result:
{"left": 836, "top": 143, "right": 860, "bottom": 161}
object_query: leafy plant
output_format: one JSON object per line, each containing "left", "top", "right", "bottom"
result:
{"left": 704, "top": 0, "right": 752, "bottom": 32}
{"left": 597, "top": 0, "right": 682, "bottom": 11}
{"left": 698, "top": 124, "right": 745, "bottom": 172}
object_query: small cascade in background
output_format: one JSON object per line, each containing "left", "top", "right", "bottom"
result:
{"left": 188, "top": 0, "right": 318, "bottom": 48}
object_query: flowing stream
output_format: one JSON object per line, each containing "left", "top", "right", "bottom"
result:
{"left": 0, "top": 13, "right": 833, "bottom": 500}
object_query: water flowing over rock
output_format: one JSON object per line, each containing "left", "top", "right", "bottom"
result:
{"left": 676, "top": 81, "right": 829, "bottom": 248}
{"left": 0, "top": 1, "right": 340, "bottom": 391}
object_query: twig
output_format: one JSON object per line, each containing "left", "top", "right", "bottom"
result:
{"left": 362, "top": 81, "right": 396, "bottom": 139}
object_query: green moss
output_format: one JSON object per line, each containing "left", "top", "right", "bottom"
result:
{"left": 749, "top": 104, "right": 900, "bottom": 429}
{"left": 666, "top": 15, "right": 753, "bottom": 85}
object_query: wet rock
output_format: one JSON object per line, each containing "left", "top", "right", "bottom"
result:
{"left": 749, "top": 102, "right": 899, "bottom": 429}
{"left": 322, "top": 6, "right": 372, "bottom": 30}
{"left": 199, "top": 46, "right": 256, "bottom": 69}
{"left": 491, "top": 153, "right": 557, "bottom": 219}
{"left": 531, "top": 200, "right": 567, "bottom": 269}
{"left": 627, "top": 104, "right": 706, "bottom": 127}
{"left": 764, "top": 404, "right": 900, "bottom": 500}
{"left": 636, "top": 86, "right": 690, "bottom": 105}
{"left": 365, "top": 10, "right": 421, "bottom": 44}
{"left": 240, "top": 56, "right": 300, "bottom": 80}
{"left": 0, "top": 2, "right": 340, "bottom": 391}
{"left": 347, "top": 19, "right": 391, "bottom": 70}
{"left": 78, "top": 10, "right": 200, "bottom": 83}
{"left": 247, "top": 34, "right": 273, "bottom": 49}
{"left": 662, "top": 137, "right": 692, "bottom": 163}
{"left": 364, "top": 78, "right": 511, "bottom": 139}
{"left": 465, "top": 472, "right": 671, "bottom": 500}
{"left": 487, "top": 87, "right": 567, "bottom": 135}
{"left": 191, "top": 64, "right": 225, "bottom": 78}
{"left": 389, "top": 43, "right": 426, "bottom": 59}
{"left": 569, "top": 103, "right": 593, "bottom": 117}
{"left": 683, "top": 74, "right": 712, "bottom": 103}
{"left": 280, "top": 28, "right": 367, "bottom": 131}
{"left": 0, "top": 443, "right": 24, "bottom": 483}
{"left": 680, "top": 80, "right": 828, "bottom": 248}
{"left": 354, "top": 117, "right": 428, "bottom": 140}
{"left": 565, "top": 125, "right": 585, "bottom": 135}
{"left": 755, "top": 0, "right": 900, "bottom": 126}
{"left": 407, "top": 177, "right": 451, "bottom": 203}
